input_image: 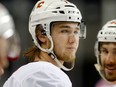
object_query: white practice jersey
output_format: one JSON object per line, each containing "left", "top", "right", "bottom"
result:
{"left": 112, "top": 84, "right": 116, "bottom": 87}
{"left": 3, "top": 61, "right": 72, "bottom": 87}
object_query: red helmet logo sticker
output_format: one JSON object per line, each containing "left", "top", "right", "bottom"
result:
{"left": 64, "top": 0, "right": 68, "bottom": 3}
{"left": 111, "top": 21, "right": 116, "bottom": 24}
{"left": 37, "top": 1, "right": 44, "bottom": 8}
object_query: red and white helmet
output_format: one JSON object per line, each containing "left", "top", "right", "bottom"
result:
{"left": 98, "top": 19, "right": 116, "bottom": 42}
{"left": 29, "top": 0, "right": 86, "bottom": 71}
{"left": 94, "top": 19, "right": 116, "bottom": 83}
{"left": 0, "top": 3, "right": 20, "bottom": 61}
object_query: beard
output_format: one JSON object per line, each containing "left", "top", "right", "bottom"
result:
{"left": 54, "top": 49, "right": 76, "bottom": 63}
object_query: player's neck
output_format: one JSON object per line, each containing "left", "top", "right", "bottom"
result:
{"left": 34, "top": 51, "right": 63, "bottom": 68}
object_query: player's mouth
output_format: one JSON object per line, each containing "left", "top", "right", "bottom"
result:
{"left": 105, "top": 67, "right": 116, "bottom": 73}
{"left": 67, "top": 47, "right": 76, "bottom": 51}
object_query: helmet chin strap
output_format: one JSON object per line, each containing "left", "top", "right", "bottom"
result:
{"left": 94, "top": 64, "right": 107, "bottom": 82}
{"left": 48, "top": 50, "right": 74, "bottom": 71}
{"left": 36, "top": 33, "right": 74, "bottom": 71}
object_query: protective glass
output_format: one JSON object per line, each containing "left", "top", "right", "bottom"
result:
{"left": 80, "top": 21, "right": 86, "bottom": 39}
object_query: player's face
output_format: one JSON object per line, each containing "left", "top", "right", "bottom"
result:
{"left": 51, "top": 22, "right": 80, "bottom": 62}
{"left": 100, "top": 42, "right": 116, "bottom": 82}
{"left": 0, "top": 38, "right": 9, "bottom": 76}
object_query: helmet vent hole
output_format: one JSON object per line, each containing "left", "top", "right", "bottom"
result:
{"left": 100, "top": 32, "right": 103, "bottom": 34}
{"left": 52, "top": 11, "right": 57, "bottom": 13}
{"left": 65, "top": 5, "right": 74, "bottom": 8}
{"left": 69, "top": 17, "right": 71, "bottom": 19}
{"left": 108, "top": 26, "right": 116, "bottom": 28}
{"left": 59, "top": 11, "right": 65, "bottom": 14}
{"left": 44, "top": 27, "right": 46, "bottom": 29}
{"left": 105, "top": 37, "right": 107, "bottom": 40}
{"left": 56, "top": 7, "right": 60, "bottom": 9}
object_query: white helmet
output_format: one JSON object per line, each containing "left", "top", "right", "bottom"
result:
{"left": 29, "top": 0, "right": 86, "bottom": 71}
{"left": 0, "top": 3, "right": 20, "bottom": 61}
{"left": 94, "top": 19, "right": 116, "bottom": 84}
{"left": 0, "top": 3, "right": 15, "bottom": 38}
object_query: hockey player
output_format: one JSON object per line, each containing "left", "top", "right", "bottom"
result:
{"left": 95, "top": 19, "right": 116, "bottom": 86}
{"left": 3, "top": 0, "right": 86, "bottom": 87}
{"left": 0, "top": 3, "right": 20, "bottom": 77}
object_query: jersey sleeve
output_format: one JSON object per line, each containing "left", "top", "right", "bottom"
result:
{"left": 3, "top": 76, "right": 21, "bottom": 87}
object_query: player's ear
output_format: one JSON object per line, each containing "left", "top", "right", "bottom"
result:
{"left": 36, "top": 30, "right": 47, "bottom": 43}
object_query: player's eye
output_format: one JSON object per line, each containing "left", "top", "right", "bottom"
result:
{"left": 100, "top": 49, "right": 108, "bottom": 54}
{"left": 112, "top": 50, "right": 116, "bottom": 55}
{"left": 74, "top": 30, "right": 79, "bottom": 34}
{"left": 61, "top": 30, "right": 69, "bottom": 33}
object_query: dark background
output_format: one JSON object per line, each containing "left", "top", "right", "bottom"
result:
{"left": 0, "top": 0, "right": 116, "bottom": 87}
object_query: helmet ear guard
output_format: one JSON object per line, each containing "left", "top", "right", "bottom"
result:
{"left": 80, "top": 20, "right": 86, "bottom": 39}
{"left": 7, "top": 33, "right": 20, "bottom": 61}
